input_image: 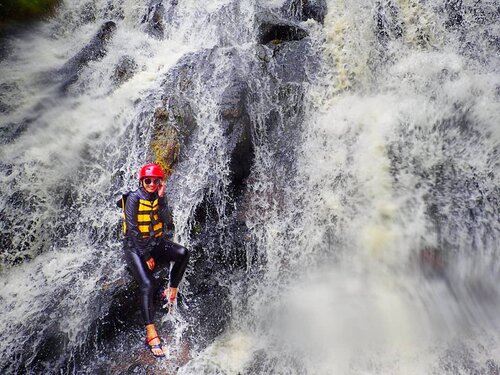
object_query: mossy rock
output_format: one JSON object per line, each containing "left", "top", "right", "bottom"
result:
{"left": 0, "top": 0, "right": 61, "bottom": 26}
{"left": 150, "top": 107, "right": 180, "bottom": 178}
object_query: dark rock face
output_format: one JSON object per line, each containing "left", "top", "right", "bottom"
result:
{"left": 277, "top": 0, "right": 327, "bottom": 24}
{"left": 59, "top": 20, "right": 117, "bottom": 93}
{"left": 258, "top": 22, "right": 309, "bottom": 44}
{"left": 64, "top": 20, "right": 116, "bottom": 71}
{"left": 0, "top": 81, "right": 20, "bottom": 114}
{"left": 270, "top": 39, "right": 319, "bottom": 82}
{"left": 155, "top": 34, "right": 319, "bottom": 247}
{"left": 1, "top": 3, "right": 323, "bottom": 372}
{"left": 127, "top": 21, "right": 320, "bottom": 360}
{"left": 444, "top": 0, "right": 464, "bottom": 29}
{"left": 111, "top": 55, "right": 138, "bottom": 86}
{"left": 142, "top": 0, "right": 179, "bottom": 39}
{"left": 185, "top": 256, "right": 232, "bottom": 344}
{"left": 375, "top": 0, "right": 403, "bottom": 45}
{"left": 0, "top": 0, "right": 60, "bottom": 27}
{"left": 142, "top": 0, "right": 166, "bottom": 39}
{"left": 0, "top": 20, "right": 118, "bottom": 168}
{"left": 302, "top": 0, "right": 327, "bottom": 24}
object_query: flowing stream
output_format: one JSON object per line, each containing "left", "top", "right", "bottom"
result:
{"left": 1, "top": 0, "right": 499, "bottom": 374}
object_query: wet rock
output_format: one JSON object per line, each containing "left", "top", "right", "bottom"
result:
{"left": 80, "top": 256, "right": 230, "bottom": 372}
{"left": 150, "top": 116, "right": 181, "bottom": 178}
{"left": 0, "top": 0, "right": 60, "bottom": 27}
{"left": 418, "top": 246, "right": 447, "bottom": 278}
{"left": 0, "top": 120, "right": 30, "bottom": 145}
{"left": 256, "top": 2, "right": 317, "bottom": 45}
{"left": 444, "top": 0, "right": 464, "bottom": 29}
{"left": 0, "top": 81, "right": 21, "bottom": 114}
{"left": 142, "top": 0, "right": 167, "bottom": 39}
{"left": 220, "top": 78, "right": 254, "bottom": 190}
{"left": 280, "top": 0, "right": 327, "bottom": 24}
{"left": 141, "top": 0, "right": 178, "bottom": 40}
{"left": 0, "top": 102, "right": 11, "bottom": 114}
{"left": 220, "top": 79, "right": 247, "bottom": 121}
{"left": 67, "top": 20, "right": 116, "bottom": 69}
{"left": 256, "top": 44, "right": 272, "bottom": 63}
{"left": 375, "top": 0, "right": 403, "bottom": 45}
{"left": 99, "top": 18, "right": 322, "bottom": 370}
{"left": 2, "top": 321, "right": 69, "bottom": 374}
{"left": 146, "top": 59, "right": 199, "bottom": 176}
{"left": 258, "top": 21, "right": 308, "bottom": 45}
{"left": 302, "top": 0, "right": 327, "bottom": 24}
{"left": 79, "top": 1, "right": 97, "bottom": 24}
{"left": 153, "top": 35, "right": 318, "bottom": 242}
{"left": 185, "top": 255, "right": 232, "bottom": 345}
{"left": 30, "top": 325, "right": 70, "bottom": 365}
{"left": 269, "top": 38, "right": 318, "bottom": 83}
{"left": 59, "top": 20, "right": 117, "bottom": 93}
{"left": 111, "top": 55, "right": 138, "bottom": 86}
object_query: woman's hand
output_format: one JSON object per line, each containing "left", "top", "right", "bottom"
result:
{"left": 158, "top": 181, "right": 166, "bottom": 198}
{"left": 146, "top": 257, "right": 155, "bottom": 270}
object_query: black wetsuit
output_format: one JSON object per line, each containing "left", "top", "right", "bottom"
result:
{"left": 123, "top": 187, "right": 190, "bottom": 325}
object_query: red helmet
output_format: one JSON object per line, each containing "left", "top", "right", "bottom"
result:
{"left": 138, "top": 163, "right": 165, "bottom": 180}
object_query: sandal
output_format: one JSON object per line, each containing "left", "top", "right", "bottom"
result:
{"left": 145, "top": 335, "right": 165, "bottom": 358}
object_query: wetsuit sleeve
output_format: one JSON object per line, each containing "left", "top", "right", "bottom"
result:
{"left": 124, "top": 192, "right": 152, "bottom": 259}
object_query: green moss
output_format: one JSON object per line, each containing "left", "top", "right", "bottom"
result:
{"left": 174, "top": 114, "right": 184, "bottom": 125}
{"left": 191, "top": 222, "right": 202, "bottom": 235}
{"left": 150, "top": 107, "right": 181, "bottom": 178}
{"left": 0, "top": 0, "right": 60, "bottom": 25}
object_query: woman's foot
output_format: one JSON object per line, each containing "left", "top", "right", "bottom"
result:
{"left": 145, "top": 324, "right": 165, "bottom": 358}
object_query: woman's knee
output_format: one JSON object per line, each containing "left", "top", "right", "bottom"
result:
{"left": 180, "top": 246, "right": 190, "bottom": 262}
{"left": 139, "top": 278, "right": 154, "bottom": 295}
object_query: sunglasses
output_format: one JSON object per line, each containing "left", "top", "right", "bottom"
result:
{"left": 143, "top": 178, "right": 162, "bottom": 186}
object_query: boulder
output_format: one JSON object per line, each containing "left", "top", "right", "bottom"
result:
{"left": 59, "top": 21, "right": 117, "bottom": 93}
{"left": 142, "top": 0, "right": 166, "bottom": 39}
{"left": 279, "top": 0, "right": 327, "bottom": 24}
{"left": 111, "top": 55, "right": 138, "bottom": 86}
{"left": 0, "top": 0, "right": 60, "bottom": 27}
{"left": 258, "top": 22, "right": 309, "bottom": 45}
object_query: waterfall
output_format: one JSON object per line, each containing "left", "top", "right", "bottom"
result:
{"left": 1, "top": 0, "right": 499, "bottom": 373}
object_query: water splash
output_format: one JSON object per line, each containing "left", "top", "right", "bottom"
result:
{"left": 0, "top": 0, "right": 256, "bottom": 372}
{"left": 212, "top": 1, "right": 500, "bottom": 374}
{"left": 1, "top": 0, "right": 499, "bottom": 373}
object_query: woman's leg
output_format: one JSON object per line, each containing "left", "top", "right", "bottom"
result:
{"left": 167, "top": 241, "right": 190, "bottom": 288}
{"left": 125, "top": 249, "right": 164, "bottom": 356}
{"left": 124, "top": 250, "right": 156, "bottom": 324}
{"left": 152, "top": 239, "right": 190, "bottom": 288}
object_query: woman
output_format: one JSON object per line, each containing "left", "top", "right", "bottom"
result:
{"left": 121, "top": 163, "right": 190, "bottom": 358}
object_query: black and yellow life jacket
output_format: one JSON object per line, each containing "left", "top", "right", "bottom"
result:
{"left": 118, "top": 192, "right": 163, "bottom": 239}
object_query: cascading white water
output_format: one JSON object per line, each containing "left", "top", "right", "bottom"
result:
{"left": 0, "top": 0, "right": 256, "bottom": 372}
{"left": 179, "top": 1, "right": 500, "bottom": 374}
{"left": 1, "top": 0, "right": 499, "bottom": 373}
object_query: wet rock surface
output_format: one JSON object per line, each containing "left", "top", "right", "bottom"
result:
{"left": 142, "top": 0, "right": 167, "bottom": 39}
{"left": 111, "top": 55, "right": 139, "bottom": 86}
{"left": 0, "top": 0, "right": 60, "bottom": 29}
{"left": 258, "top": 22, "right": 309, "bottom": 45}
{"left": 282, "top": 0, "right": 327, "bottom": 24}
{"left": 59, "top": 20, "right": 117, "bottom": 93}
{"left": 81, "top": 11, "right": 322, "bottom": 371}
{"left": 0, "top": 3, "right": 323, "bottom": 372}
